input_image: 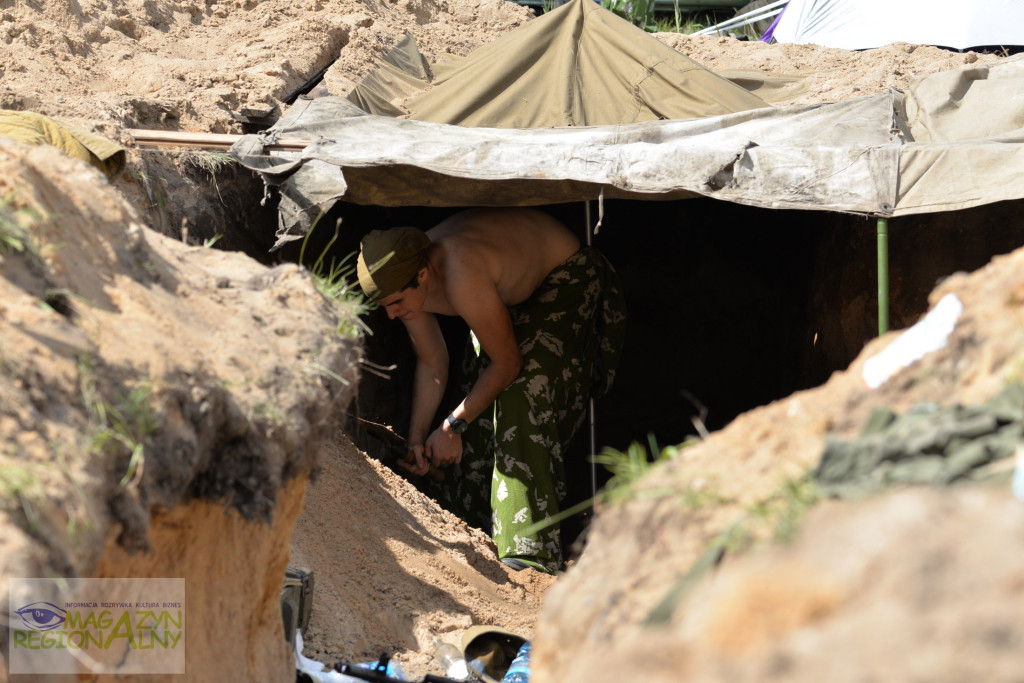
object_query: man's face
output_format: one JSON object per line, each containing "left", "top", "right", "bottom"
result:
{"left": 377, "top": 272, "right": 425, "bottom": 320}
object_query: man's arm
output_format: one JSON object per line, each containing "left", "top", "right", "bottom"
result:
{"left": 421, "top": 267, "right": 522, "bottom": 467}
{"left": 402, "top": 312, "right": 448, "bottom": 475}
{"left": 448, "top": 283, "right": 521, "bottom": 425}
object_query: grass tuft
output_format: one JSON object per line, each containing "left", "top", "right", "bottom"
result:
{"left": 518, "top": 434, "right": 699, "bottom": 538}
{"left": 299, "top": 213, "right": 374, "bottom": 340}
{"left": 179, "top": 150, "right": 236, "bottom": 207}
{"left": 78, "top": 355, "right": 156, "bottom": 494}
{"left": 593, "top": 433, "right": 700, "bottom": 505}
{"left": 0, "top": 462, "right": 45, "bottom": 533}
{"left": 0, "top": 189, "right": 44, "bottom": 262}
{"left": 179, "top": 150, "right": 236, "bottom": 177}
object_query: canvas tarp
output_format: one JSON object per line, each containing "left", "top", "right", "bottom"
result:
{"left": 349, "top": 0, "right": 768, "bottom": 127}
{"left": 771, "top": 0, "right": 1024, "bottom": 51}
{"left": 231, "top": 24, "right": 1024, "bottom": 249}
{"left": 0, "top": 110, "right": 125, "bottom": 179}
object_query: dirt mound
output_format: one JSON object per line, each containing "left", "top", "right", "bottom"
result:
{"left": 539, "top": 241, "right": 1024, "bottom": 682}
{"left": 558, "top": 485, "right": 1024, "bottom": 682}
{"left": 661, "top": 34, "right": 999, "bottom": 105}
{"left": 0, "top": 136, "right": 357, "bottom": 679}
{"left": 0, "top": 0, "right": 531, "bottom": 136}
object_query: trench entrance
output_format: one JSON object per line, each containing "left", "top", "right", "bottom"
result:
{"left": 169, "top": 163, "right": 1024, "bottom": 559}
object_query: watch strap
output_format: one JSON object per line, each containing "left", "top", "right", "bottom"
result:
{"left": 446, "top": 412, "right": 468, "bottom": 434}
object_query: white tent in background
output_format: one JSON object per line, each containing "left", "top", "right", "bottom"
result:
{"left": 771, "top": 0, "right": 1024, "bottom": 51}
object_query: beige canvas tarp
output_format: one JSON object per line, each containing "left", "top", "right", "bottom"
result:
{"left": 897, "top": 60, "right": 1024, "bottom": 214}
{"left": 349, "top": 0, "right": 768, "bottom": 127}
{"left": 231, "top": 8, "right": 1024, "bottom": 249}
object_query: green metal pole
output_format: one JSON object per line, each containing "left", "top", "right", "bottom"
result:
{"left": 877, "top": 217, "right": 889, "bottom": 336}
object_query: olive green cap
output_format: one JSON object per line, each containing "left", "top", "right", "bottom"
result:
{"left": 357, "top": 227, "right": 430, "bottom": 300}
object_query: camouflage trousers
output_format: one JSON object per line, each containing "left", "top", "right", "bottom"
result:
{"left": 433, "top": 247, "right": 626, "bottom": 572}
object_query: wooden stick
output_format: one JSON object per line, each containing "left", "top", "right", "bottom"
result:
{"left": 127, "top": 129, "right": 314, "bottom": 151}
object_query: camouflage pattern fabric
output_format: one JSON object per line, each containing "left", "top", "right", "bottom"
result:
{"left": 434, "top": 247, "right": 626, "bottom": 572}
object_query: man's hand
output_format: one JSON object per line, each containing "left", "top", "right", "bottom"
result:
{"left": 398, "top": 444, "right": 432, "bottom": 477}
{"left": 425, "top": 423, "right": 463, "bottom": 467}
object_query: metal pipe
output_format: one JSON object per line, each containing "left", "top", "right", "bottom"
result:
{"left": 694, "top": 7, "right": 784, "bottom": 34}
{"left": 877, "top": 217, "right": 889, "bottom": 336}
{"left": 585, "top": 201, "right": 597, "bottom": 500}
{"left": 693, "top": 0, "right": 788, "bottom": 35}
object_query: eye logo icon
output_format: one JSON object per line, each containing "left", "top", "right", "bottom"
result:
{"left": 15, "top": 602, "right": 66, "bottom": 631}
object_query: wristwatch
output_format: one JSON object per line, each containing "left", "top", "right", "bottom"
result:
{"left": 446, "top": 412, "right": 469, "bottom": 434}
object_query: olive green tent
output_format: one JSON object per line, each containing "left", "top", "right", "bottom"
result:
{"left": 348, "top": 0, "right": 767, "bottom": 127}
{"left": 0, "top": 110, "right": 125, "bottom": 178}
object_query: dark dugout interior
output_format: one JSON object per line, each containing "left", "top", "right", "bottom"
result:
{"left": 266, "top": 193, "right": 1024, "bottom": 556}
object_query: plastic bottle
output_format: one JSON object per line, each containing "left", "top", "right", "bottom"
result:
{"left": 354, "top": 657, "right": 405, "bottom": 680}
{"left": 501, "top": 641, "right": 531, "bottom": 683}
{"left": 433, "top": 637, "right": 470, "bottom": 680}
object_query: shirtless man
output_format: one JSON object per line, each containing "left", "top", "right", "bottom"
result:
{"left": 357, "top": 207, "right": 626, "bottom": 573}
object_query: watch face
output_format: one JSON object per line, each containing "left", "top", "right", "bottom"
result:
{"left": 448, "top": 414, "right": 468, "bottom": 434}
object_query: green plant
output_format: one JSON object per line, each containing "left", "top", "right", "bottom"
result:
{"left": 180, "top": 150, "right": 236, "bottom": 206}
{"left": 653, "top": 15, "right": 679, "bottom": 32}
{"left": 0, "top": 463, "right": 42, "bottom": 502}
{"left": 0, "top": 190, "right": 43, "bottom": 261}
{"left": 681, "top": 11, "right": 719, "bottom": 34}
{"left": 132, "top": 161, "right": 170, "bottom": 229}
{"left": 642, "top": 472, "right": 821, "bottom": 626}
{"left": 746, "top": 471, "right": 821, "bottom": 542}
{"left": 0, "top": 463, "right": 45, "bottom": 532}
{"left": 180, "top": 150, "right": 235, "bottom": 177}
{"left": 309, "top": 362, "right": 352, "bottom": 387}
{"left": 78, "top": 355, "right": 156, "bottom": 494}
{"left": 253, "top": 401, "right": 286, "bottom": 426}
{"left": 602, "top": 0, "right": 656, "bottom": 30}
{"left": 651, "top": 0, "right": 690, "bottom": 33}
{"left": 53, "top": 447, "right": 96, "bottom": 540}
{"left": 593, "top": 433, "right": 697, "bottom": 505}
{"left": 518, "top": 434, "right": 697, "bottom": 538}
{"left": 644, "top": 521, "right": 741, "bottom": 625}
{"left": 299, "top": 213, "right": 374, "bottom": 340}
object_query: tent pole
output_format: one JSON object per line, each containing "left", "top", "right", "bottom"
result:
{"left": 585, "top": 201, "right": 597, "bottom": 500}
{"left": 877, "top": 217, "right": 889, "bottom": 336}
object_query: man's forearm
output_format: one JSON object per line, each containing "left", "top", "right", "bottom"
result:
{"left": 408, "top": 359, "right": 447, "bottom": 445}
{"left": 454, "top": 358, "right": 521, "bottom": 426}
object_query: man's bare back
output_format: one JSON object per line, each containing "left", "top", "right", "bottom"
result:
{"left": 423, "top": 208, "right": 580, "bottom": 313}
